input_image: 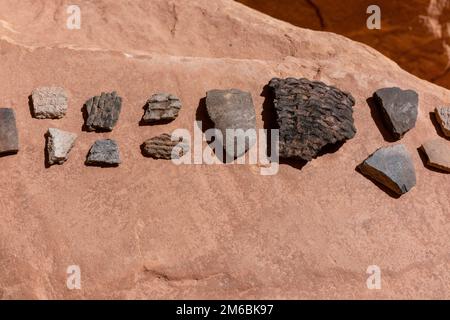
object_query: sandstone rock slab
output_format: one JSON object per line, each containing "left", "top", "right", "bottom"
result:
{"left": 268, "top": 77, "right": 356, "bottom": 161}
{"left": 84, "top": 91, "right": 122, "bottom": 132}
{"left": 435, "top": 107, "right": 450, "bottom": 138}
{"left": 373, "top": 87, "right": 418, "bottom": 140}
{"left": 359, "top": 144, "right": 416, "bottom": 196}
{"left": 141, "top": 93, "right": 181, "bottom": 124}
{"left": 31, "top": 87, "right": 68, "bottom": 119}
{"left": 205, "top": 89, "right": 256, "bottom": 159}
{"left": 0, "top": 108, "right": 19, "bottom": 156}
{"left": 1, "top": 0, "right": 450, "bottom": 300}
{"left": 421, "top": 139, "right": 450, "bottom": 173}
{"left": 46, "top": 128, "right": 77, "bottom": 166}
{"left": 141, "top": 133, "right": 188, "bottom": 160}
{"left": 86, "top": 139, "right": 121, "bottom": 166}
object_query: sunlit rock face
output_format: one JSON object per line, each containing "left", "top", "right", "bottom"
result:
{"left": 237, "top": 0, "right": 450, "bottom": 88}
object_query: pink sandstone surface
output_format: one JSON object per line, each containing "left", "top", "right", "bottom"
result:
{"left": 0, "top": 0, "right": 448, "bottom": 299}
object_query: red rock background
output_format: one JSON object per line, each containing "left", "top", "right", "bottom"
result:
{"left": 238, "top": 0, "right": 450, "bottom": 88}
{"left": 0, "top": 0, "right": 448, "bottom": 299}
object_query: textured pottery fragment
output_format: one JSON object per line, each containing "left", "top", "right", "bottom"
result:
{"left": 205, "top": 89, "right": 256, "bottom": 159}
{"left": 421, "top": 139, "right": 450, "bottom": 172}
{"left": 141, "top": 133, "right": 188, "bottom": 160}
{"left": 86, "top": 139, "right": 121, "bottom": 166}
{"left": 46, "top": 128, "right": 77, "bottom": 166}
{"left": 268, "top": 77, "right": 356, "bottom": 161}
{"left": 84, "top": 91, "right": 122, "bottom": 131}
{"left": 31, "top": 87, "right": 68, "bottom": 119}
{"left": 373, "top": 87, "right": 418, "bottom": 140}
{"left": 141, "top": 93, "right": 181, "bottom": 124}
{"left": 359, "top": 144, "right": 416, "bottom": 195}
{"left": 0, "top": 108, "right": 19, "bottom": 156}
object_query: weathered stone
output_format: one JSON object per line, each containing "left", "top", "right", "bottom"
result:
{"left": 435, "top": 107, "right": 450, "bottom": 138}
{"left": 421, "top": 139, "right": 450, "bottom": 173}
{"left": 359, "top": 144, "right": 416, "bottom": 195}
{"left": 0, "top": 108, "right": 19, "bottom": 156}
{"left": 373, "top": 87, "right": 418, "bottom": 140}
{"left": 268, "top": 77, "right": 356, "bottom": 161}
{"left": 205, "top": 89, "right": 256, "bottom": 159}
{"left": 141, "top": 93, "right": 181, "bottom": 124}
{"left": 84, "top": 91, "right": 122, "bottom": 132}
{"left": 86, "top": 139, "right": 121, "bottom": 166}
{"left": 141, "top": 133, "right": 188, "bottom": 160}
{"left": 46, "top": 128, "right": 77, "bottom": 166}
{"left": 31, "top": 87, "right": 68, "bottom": 119}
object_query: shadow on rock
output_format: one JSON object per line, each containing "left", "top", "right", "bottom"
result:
{"left": 28, "top": 95, "right": 35, "bottom": 118}
{"left": 261, "top": 84, "right": 308, "bottom": 171}
{"left": 429, "top": 111, "right": 450, "bottom": 141}
{"left": 355, "top": 164, "right": 401, "bottom": 199}
{"left": 43, "top": 131, "right": 50, "bottom": 168}
{"left": 367, "top": 97, "right": 397, "bottom": 143}
{"left": 195, "top": 96, "right": 234, "bottom": 164}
